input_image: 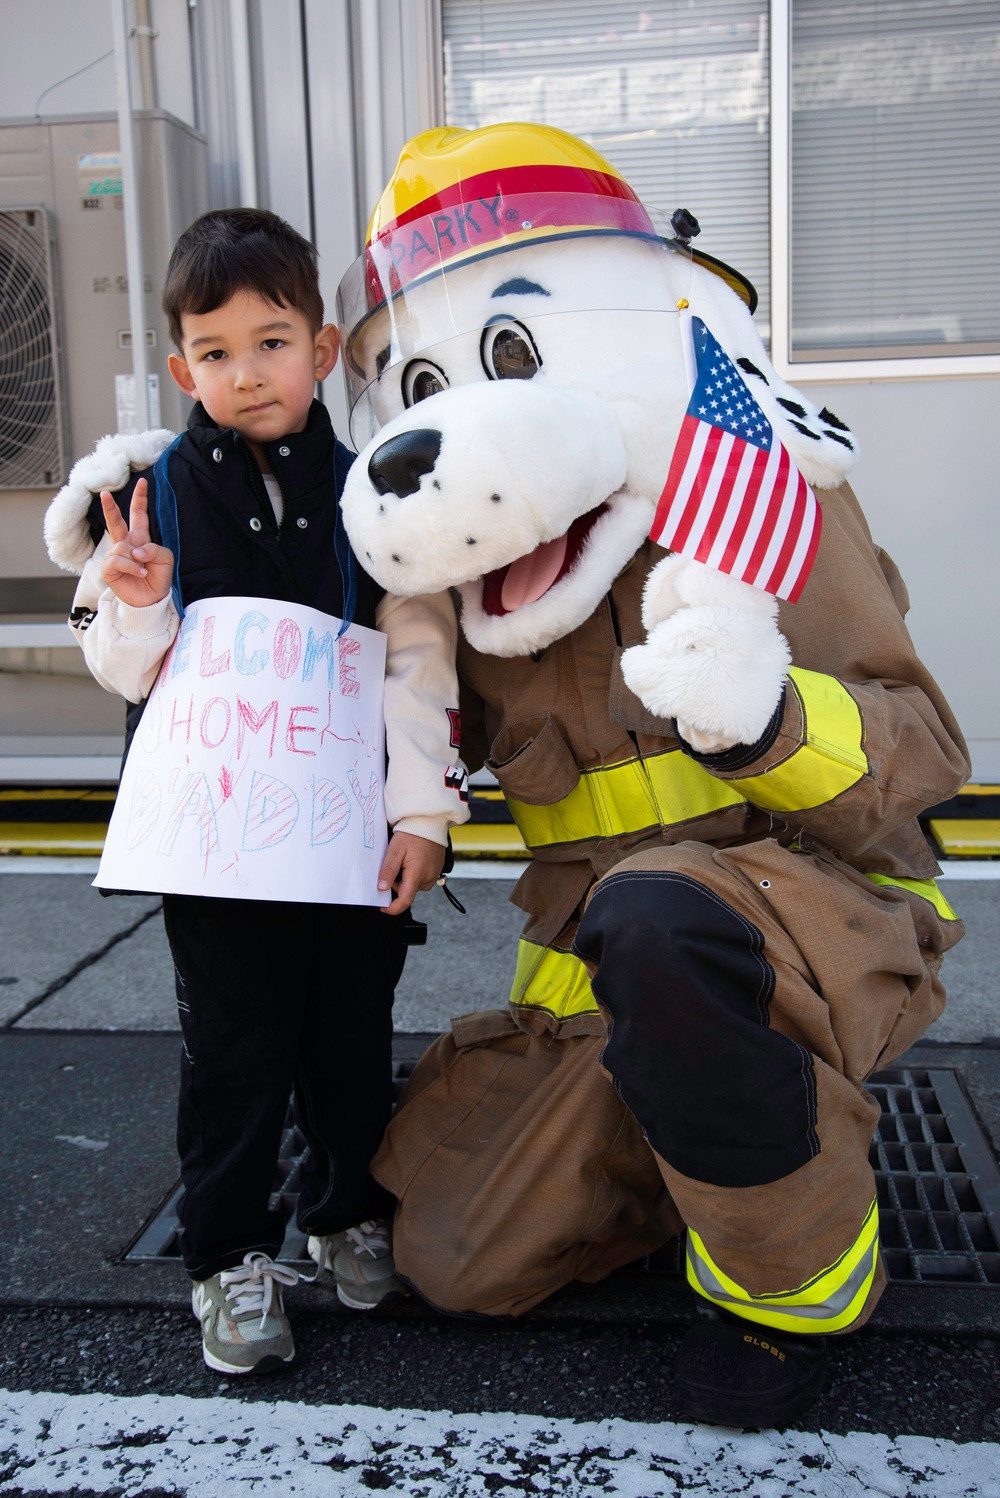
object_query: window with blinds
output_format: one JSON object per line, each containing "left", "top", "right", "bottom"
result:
{"left": 441, "top": 1, "right": 772, "bottom": 333}
{"left": 791, "top": 1, "right": 1000, "bottom": 360}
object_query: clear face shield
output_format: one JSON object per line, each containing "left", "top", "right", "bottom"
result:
{"left": 336, "top": 191, "right": 695, "bottom": 449}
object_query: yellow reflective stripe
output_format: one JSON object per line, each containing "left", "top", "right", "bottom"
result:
{"left": 685, "top": 1198, "right": 880, "bottom": 1334}
{"left": 509, "top": 939, "right": 599, "bottom": 1019}
{"left": 865, "top": 872, "right": 959, "bottom": 922}
{"left": 732, "top": 667, "right": 868, "bottom": 813}
{"left": 506, "top": 749, "right": 744, "bottom": 850}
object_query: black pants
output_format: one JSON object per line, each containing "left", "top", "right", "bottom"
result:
{"left": 163, "top": 894, "right": 397, "bottom": 1280}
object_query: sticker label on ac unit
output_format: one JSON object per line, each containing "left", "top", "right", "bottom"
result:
{"left": 78, "top": 153, "right": 122, "bottom": 207}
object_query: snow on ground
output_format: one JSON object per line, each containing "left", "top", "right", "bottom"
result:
{"left": 0, "top": 1389, "right": 997, "bottom": 1497}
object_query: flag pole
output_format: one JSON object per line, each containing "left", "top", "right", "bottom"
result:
{"left": 110, "top": 0, "right": 149, "bottom": 433}
{"left": 677, "top": 298, "right": 697, "bottom": 396}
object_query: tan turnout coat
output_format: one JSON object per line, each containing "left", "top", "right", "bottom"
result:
{"left": 373, "top": 483, "right": 970, "bottom": 1318}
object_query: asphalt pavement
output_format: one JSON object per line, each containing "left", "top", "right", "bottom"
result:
{"left": 2, "top": 864, "right": 997, "bottom": 1040}
{"left": 1, "top": 861, "right": 998, "bottom": 1493}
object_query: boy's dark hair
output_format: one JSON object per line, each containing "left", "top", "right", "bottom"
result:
{"left": 162, "top": 208, "right": 324, "bottom": 346}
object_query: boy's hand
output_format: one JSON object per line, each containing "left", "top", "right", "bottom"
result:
{"left": 99, "top": 479, "right": 175, "bottom": 608}
{"left": 378, "top": 831, "right": 446, "bottom": 915}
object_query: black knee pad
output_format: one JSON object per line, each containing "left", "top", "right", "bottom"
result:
{"left": 575, "top": 870, "right": 819, "bottom": 1187}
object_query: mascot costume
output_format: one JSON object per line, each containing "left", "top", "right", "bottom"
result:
{"left": 335, "top": 123, "right": 969, "bottom": 1426}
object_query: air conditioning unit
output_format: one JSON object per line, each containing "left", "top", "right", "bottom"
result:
{"left": 0, "top": 206, "right": 64, "bottom": 489}
{"left": 0, "top": 110, "right": 209, "bottom": 490}
{"left": 0, "top": 111, "right": 209, "bottom": 785}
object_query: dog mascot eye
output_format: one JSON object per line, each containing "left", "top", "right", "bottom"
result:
{"left": 481, "top": 319, "right": 541, "bottom": 381}
{"left": 402, "top": 359, "right": 449, "bottom": 407}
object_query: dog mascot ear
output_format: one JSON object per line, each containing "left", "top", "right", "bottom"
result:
{"left": 338, "top": 124, "right": 968, "bottom": 1428}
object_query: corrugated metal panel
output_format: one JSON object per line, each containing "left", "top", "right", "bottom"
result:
{"left": 442, "top": 0, "right": 771, "bottom": 329}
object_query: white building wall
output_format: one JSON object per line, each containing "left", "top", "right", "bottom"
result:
{"left": 0, "top": 0, "right": 995, "bottom": 779}
{"left": 801, "top": 375, "right": 999, "bottom": 779}
{"left": 0, "top": 0, "right": 196, "bottom": 131}
{"left": 0, "top": 0, "right": 119, "bottom": 119}
{"left": 249, "top": 0, "right": 311, "bottom": 237}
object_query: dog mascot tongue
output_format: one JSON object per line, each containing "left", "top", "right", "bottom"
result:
{"left": 339, "top": 123, "right": 969, "bottom": 1425}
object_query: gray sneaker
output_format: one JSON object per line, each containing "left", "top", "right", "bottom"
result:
{"left": 307, "top": 1218, "right": 406, "bottom": 1310}
{"left": 191, "top": 1252, "right": 298, "bottom": 1374}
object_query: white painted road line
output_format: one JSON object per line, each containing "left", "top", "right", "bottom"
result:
{"left": 450, "top": 859, "right": 529, "bottom": 879}
{"left": 0, "top": 1390, "right": 997, "bottom": 1497}
{"left": 0, "top": 857, "right": 102, "bottom": 874}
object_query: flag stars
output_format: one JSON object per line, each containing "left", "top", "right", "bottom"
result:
{"left": 687, "top": 319, "right": 779, "bottom": 455}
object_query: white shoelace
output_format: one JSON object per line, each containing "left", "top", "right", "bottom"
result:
{"left": 218, "top": 1253, "right": 299, "bottom": 1329}
{"left": 344, "top": 1220, "right": 390, "bottom": 1259}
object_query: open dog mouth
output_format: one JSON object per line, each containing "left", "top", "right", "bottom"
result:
{"left": 481, "top": 504, "right": 609, "bottom": 617}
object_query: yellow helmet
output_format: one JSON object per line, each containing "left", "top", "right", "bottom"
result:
{"left": 338, "top": 122, "right": 755, "bottom": 346}
{"left": 368, "top": 121, "right": 651, "bottom": 247}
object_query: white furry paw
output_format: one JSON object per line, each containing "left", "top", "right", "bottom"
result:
{"left": 640, "top": 555, "right": 689, "bottom": 628}
{"left": 641, "top": 555, "right": 777, "bottom": 632}
{"left": 621, "top": 603, "right": 791, "bottom": 749}
{"left": 70, "top": 428, "right": 178, "bottom": 496}
{"left": 44, "top": 428, "right": 179, "bottom": 574}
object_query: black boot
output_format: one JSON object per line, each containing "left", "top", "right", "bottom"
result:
{"left": 675, "top": 1311, "right": 829, "bottom": 1427}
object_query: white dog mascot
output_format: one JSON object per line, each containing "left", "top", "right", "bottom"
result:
{"left": 338, "top": 123, "right": 969, "bottom": 1425}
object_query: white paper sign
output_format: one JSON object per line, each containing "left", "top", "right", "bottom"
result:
{"left": 95, "top": 596, "right": 389, "bottom": 905}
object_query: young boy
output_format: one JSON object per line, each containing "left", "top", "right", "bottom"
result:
{"left": 44, "top": 208, "right": 469, "bottom": 1375}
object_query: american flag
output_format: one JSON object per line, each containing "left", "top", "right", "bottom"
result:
{"left": 650, "top": 316, "right": 821, "bottom": 603}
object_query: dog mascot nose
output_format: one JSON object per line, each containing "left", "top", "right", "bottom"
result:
{"left": 368, "top": 429, "right": 442, "bottom": 498}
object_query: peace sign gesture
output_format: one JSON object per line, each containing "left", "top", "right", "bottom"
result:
{"left": 99, "top": 478, "right": 175, "bottom": 609}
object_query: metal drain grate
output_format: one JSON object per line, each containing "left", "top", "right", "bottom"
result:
{"left": 868, "top": 1067, "right": 1000, "bottom": 1285}
{"left": 632, "top": 1066, "right": 1000, "bottom": 1287}
{"left": 125, "top": 1118, "right": 313, "bottom": 1264}
{"left": 123, "top": 1064, "right": 417, "bottom": 1265}
{"left": 123, "top": 1065, "right": 1000, "bottom": 1286}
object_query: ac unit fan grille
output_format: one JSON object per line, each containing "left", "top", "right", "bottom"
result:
{"left": 0, "top": 208, "right": 64, "bottom": 489}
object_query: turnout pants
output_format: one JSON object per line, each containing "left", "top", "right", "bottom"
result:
{"left": 163, "top": 894, "right": 396, "bottom": 1280}
{"left": 374, "top": 839, "right": 960, "bottom": 1328}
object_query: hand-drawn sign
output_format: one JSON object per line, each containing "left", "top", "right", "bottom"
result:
{"left": 95, "top": 597, "right": 389, "bottom": 905}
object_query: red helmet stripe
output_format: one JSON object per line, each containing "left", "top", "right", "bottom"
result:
{"left": 372, "top": 163, "right": 646, "bottom": 240}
